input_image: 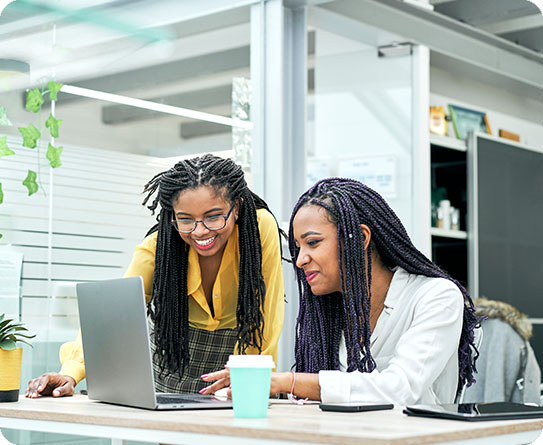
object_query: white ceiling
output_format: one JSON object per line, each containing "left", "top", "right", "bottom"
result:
{"left": 0, "top": 0, "right": 252, "bottom": 89}
{"left": 430, "top": 0, "right": 543, "bottom": 54}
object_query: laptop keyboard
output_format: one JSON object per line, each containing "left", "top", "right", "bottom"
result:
{"left": 156, "top": 393, "right": 218, "bottom": 404}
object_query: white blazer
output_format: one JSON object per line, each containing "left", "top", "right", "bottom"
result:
{"left": 319, "top": 267, "right": 464, "bottom": 405}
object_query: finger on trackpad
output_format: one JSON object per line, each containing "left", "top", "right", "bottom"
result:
{"left": 213, "top": 387, "right": 229, "bottom": 399}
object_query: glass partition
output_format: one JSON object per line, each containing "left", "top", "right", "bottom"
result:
{"left": 307, "top": 20, "right": 415, "bottom": 233}
{"left": 0, "top": 2, "right": 254, "bottom": 443}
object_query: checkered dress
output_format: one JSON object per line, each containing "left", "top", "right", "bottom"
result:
{"left": 149, "top": 320, "right": 237, "bottom": 394}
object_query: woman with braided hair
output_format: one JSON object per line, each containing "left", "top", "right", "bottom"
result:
{"left": 264, "top": 177, "right": 480, "bottom": 404}
{"left": 26, "top": 154, "right": 284, "bottom": 397}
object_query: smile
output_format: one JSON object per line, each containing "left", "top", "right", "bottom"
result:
{"left": 305, "top": 271, "right": 318, "bottom": 283}
{"left": 193, "top": 236, "right": 217, "bottom": 250}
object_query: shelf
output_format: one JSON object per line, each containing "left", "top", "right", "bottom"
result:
{"left": 430, "top": 134, "right": 467, "bottom": 151}
{"left": 430, "top": 135, "right": 469, "bottom": 286}
{"left": 430, "top": 227, "right": 467, "bottom": 239}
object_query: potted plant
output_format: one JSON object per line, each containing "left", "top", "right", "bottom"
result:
{"left": 0, "top": 314, "right": 35, "bottom": 402}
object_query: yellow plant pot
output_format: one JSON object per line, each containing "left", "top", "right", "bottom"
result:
{"left": 0, "top": 347, "right": 22, "bottom": 402}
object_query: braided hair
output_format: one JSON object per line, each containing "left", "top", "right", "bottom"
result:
{"left": 141, "top": 154, "right": 273, "bottom": 376}
{"left": 289, "top": 177, "right": 480, "bottom": 396}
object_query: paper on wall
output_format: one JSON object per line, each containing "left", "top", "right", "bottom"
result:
{"left": 0, "top": 245, "right": 23, "bottom": 298}
{"left": 337, "top": 155, "right": 396, "bottom": 198}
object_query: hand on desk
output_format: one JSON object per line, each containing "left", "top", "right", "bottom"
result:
{"left": 200, "top": 370, "right": 294, "bottom": 398}
{"left": 26, "top": 373, "right": 76, "bottom": 398}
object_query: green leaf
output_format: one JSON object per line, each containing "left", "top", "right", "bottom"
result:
{"left": 0, "top": 106, "right": 13, "bottom": 126}
{"left": 0, "top": 318, "right": 13, "bottom": 331}
{"left": 26, "top": 88, "right": 44, "bottom": 113}
{"left": 0, "top": 338, "right": 16, "bottom": 350}
{"left": 11, "top": 325, "right": 30, "bottom": 332}
{"left": 46, "top": 143, "right": 63, "bottom": 168}
{"left": 0, "top": 183, "right": 3, "bottom": 205}
{"left": 45, "top": 114, "right": 63, "bottom": 138}
{"left": 48, "top": 81, "right": 63, "bottom": 101}
{"left": 15, "top": 338, "right": 34, "bottom": 348}
{"left": 0, "top": 315, "right": 35, "bottom": 348}
{"left": 13, "top": 331, "right": 35, "bottom": 337}
{"left": 0, "top": 136, "right": 15, "bottom": 158}
{"left": 18, "top": 123, "right": 41, "bottom": 148}
{"left": 2, "top": 328, "right": 16, "bottom": 337}
{"left": 22, "top": 170, "right": 38, "bottom": 196}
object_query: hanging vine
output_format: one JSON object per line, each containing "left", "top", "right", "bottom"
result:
{"left": 0, "top": 80, "right": 64, "bottom": 239}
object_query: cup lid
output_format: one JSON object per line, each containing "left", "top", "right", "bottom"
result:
{"left": 226, "top": 354, "right": 275, "bottom": 368}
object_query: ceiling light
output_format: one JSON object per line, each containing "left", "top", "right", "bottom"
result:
{"left": 61, "top": 85, "right": 253, "bottom": 130}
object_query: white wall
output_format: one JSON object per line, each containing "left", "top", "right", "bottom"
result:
{"left": 430, "top": 66, "right": 543, "bottom": 146}
{"left": 311, "top": 30, "right": 416, "bottom": 236}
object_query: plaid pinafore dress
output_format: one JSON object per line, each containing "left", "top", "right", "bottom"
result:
{"left": 148, "top": 318, "right": 237, "bottom": 394}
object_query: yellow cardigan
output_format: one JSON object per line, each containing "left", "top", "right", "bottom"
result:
{"left": 60, "top": 209, "right": 285, "bottom": 384}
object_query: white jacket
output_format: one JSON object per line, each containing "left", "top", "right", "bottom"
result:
{"left": 319, "top": 267, "right": 464, "bottom": 405}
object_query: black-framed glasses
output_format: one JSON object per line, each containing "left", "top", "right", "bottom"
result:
{"left": 172, "top": 203, "right": 236, "bottom": 233}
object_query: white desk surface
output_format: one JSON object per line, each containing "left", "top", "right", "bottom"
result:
{"left": 0, "top": 395, "right": 542, "bottom": 445}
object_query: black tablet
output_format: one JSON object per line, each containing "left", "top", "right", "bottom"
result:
{"left": 320, "top": 402, "right": 394, "bottom": 412}
{"left": 404, "top": 402, "right": 543, "bottom": 421}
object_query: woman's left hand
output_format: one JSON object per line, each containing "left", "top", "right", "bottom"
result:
{"left": 200, "top": 369, "right": 230, "bottom": 396}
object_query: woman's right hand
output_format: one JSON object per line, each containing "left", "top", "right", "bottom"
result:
{"left": 200, "top": 369, "right": 230, "bottom": 395}
{"left": 26, "top": 373, "right": 76, "bottom": 398}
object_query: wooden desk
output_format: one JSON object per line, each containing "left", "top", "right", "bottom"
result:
{"left": 0, "top": 395, "right": 541, "bottom": 445}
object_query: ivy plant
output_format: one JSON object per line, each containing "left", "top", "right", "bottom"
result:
{"left": 0, "top": 81, "right": 64, "bottom": 239}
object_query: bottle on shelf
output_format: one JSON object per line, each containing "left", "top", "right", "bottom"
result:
{"left": 451, "top": 208, "right": 460, "bottom": 231}
{"left": 431, "top": 187, "right": 448, "bottom": 228}
{"left": 437, "top": 199, "right": 451, "bottom": 230}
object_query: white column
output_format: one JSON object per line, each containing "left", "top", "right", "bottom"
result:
{"left": 411, "top": 43, "right": 431, "bottom": 256}
{"left": 251, "top": 0, "right": 307, "bottom": 371}
{"left": 250, "top": 0, "right": 306, "bottom": 222}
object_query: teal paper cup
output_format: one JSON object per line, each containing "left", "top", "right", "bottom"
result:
{"left": 227, "top": 355, "right": 275, "bottom": 418}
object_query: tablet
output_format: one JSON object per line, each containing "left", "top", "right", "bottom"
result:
{"left": 320, "top": 402, "right": 393, "bottom": 412}
{"left": 404, "top": 402, "right": 543, "bottom": 421}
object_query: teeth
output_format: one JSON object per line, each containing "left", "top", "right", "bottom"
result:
{"left": 194, "top": 236, "right": 216, "bottom": 246}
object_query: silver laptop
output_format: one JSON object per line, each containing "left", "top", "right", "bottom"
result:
{"left": 76, "top": 276, "right": 232, "bottom": 410}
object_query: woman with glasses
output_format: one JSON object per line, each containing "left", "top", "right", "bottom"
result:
{"left": 203, "top": 177, "right": 480, "bottom": 404}
{"left": 26, "top": 154, "right": 284, "bottom": 397}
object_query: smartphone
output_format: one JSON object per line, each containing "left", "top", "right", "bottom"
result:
{"left": 320, "top": 402, "right": 394, "bottom": 412}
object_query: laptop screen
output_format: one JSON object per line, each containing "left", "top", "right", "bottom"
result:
{"left": 77, "top": 277, "right": 159, "bottom": 409}
{"left": 76, "top": 277, "right": 233, "bottom": 410}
